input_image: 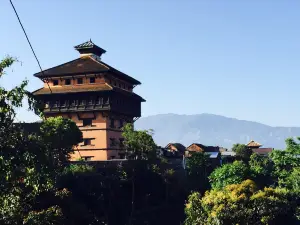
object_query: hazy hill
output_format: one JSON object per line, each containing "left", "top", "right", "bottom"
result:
{"left": 134, "top": 113, "right": 300, "bottom": 149}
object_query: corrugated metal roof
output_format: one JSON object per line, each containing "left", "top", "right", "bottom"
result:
{"left": 205, "top": 152, "right": 219, "bottom": 158}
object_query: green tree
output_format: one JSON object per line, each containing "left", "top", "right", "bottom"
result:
{"left": 186, "top": 152, "right": 211, "bottom": 192}
{"left": 232, "top": 143, "right": 253, "bottom": 162}
{"left": 249, "top": 153, "right": 274, "bottom": 187}
{"left": 122, "top": 123, "right": 157, "bottom": 160}
{"left": 285, "top": 167, "right": 300, "bottom": 191}
{"left": 209, "top": 161, "right": 250, "bottom": 189}
{"left": 0, "top": 56, "right": 82, "bottom": 224}
{"left": 270, "top": 137, "right": 300, "bottom": 186}
{"left": 185, "top": 180, "right": 300, "bottom": 225}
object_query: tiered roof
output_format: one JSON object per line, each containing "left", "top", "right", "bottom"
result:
{"left": 74, "top": 40, "right": 106, "bottom": 57}
{"left": 247, "top": 140, "right": 262, "bottom": 148}
{"left": 34, "top": 56, "right": 141, "bottom": 85}
{"left": 165, "top": 143, "right": 186, "bottom": 153}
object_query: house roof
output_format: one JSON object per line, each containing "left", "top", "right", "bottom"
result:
{"left": 165, "top": 143, "right": 186, "bottom": 153}
{"left": 205, "top": 152, "right": 220, "bottom": 159}
{"left": 252, "top": 148, "right": 273, "bottom": 155}
{"left": 34, "top": 56, "right": 141, "bottom": 85}
{"left": 187, "top": 143, "right": 220, "bottom": 152}
{"left": 221, "top": 151, "right": 236, "bottom": 156}
{"left": 33, "top": 84, "right": 112, "bottom": 95}
{"left": 32, "top": 84, "right": 146, "bottom": 101}
{"left": 247, "top": 140, "right": 262, "bottom": 147}
{"left": 74, "top": 39, "right": 106, "bottom": 55}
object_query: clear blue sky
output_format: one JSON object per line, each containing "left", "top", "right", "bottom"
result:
{"left": 1, "top": 1, "right": 300, "bottom": 126}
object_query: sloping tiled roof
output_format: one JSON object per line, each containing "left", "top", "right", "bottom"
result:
{"left": 32, "top": 85, "right": 146, "bottom": 101}
{"left": 165, "top": 143, "right": 186, "bottom": 153}
{"left": 34, "top": 56, "right": 141, "bottom": 85}
{"left": 187, "top": 143, "right": 220, "bottom": 152}
{"left": 74, "top": 40, "right": 104, "bottom": 51}
{"left": 74, "top": 40, "right": 106, "bottom": 56}
{"left": 252, "top": 148, "right": 273, "bottom": 155}
{"left": 247, "top": 140, "right": 262, "bottom": 147}
{"left": 33, "top": 84, "right": 112, "bottom": 95}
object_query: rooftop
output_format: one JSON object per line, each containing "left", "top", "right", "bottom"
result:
{"left": 74, "top": 40, "right": 106, "bottom": 57}
{"left": 247, "top": 140, "right": 262, "bottom": 147}
{"left": 34, "top": 44, "right": 141, "bottom": 85}
{"left": 33, "top": 85, "right": 146, "bottom": 101}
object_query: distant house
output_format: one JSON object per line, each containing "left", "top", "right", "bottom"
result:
{"left": 247, "top": 140, "right": 262, "bottom": 148}
{"left": 247, "top": 140, "right": 273, "bottom": 156}
{"left": 184, "top": 143, "right": 223, "bottom": 167}
{"left": 186, "top": 143, "right": 220, "bottom": 153}
{"left": 165, "top": 143, "right": 186, "bottom": 153}
{"left": 163, "top": 143, "right": 186, "bottom": 158}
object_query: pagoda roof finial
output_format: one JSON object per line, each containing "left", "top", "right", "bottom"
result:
{"left": 74, "top": 40, "right": 106, "bottom": 58}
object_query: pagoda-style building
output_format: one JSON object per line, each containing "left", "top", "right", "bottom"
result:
{"left": 33, "top": 40, "right": 145, "bottom": 161}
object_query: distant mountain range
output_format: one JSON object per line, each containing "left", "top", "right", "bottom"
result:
{"left": 134, "top": 113, "right": 300, "bottom": 150}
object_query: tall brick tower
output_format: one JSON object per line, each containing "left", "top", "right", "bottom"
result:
{"left": 33, "top": 40, "right": 145, "bottom": 161}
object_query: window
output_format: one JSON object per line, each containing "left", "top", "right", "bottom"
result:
{"left": 65, "top": 79, "right": 71, "bottom": 85}
{"left": 83, "top": 139, "right": 91, "bottom": 146}
{"left": 110, "top": 156, "right": 116, "bottom": 160}
{"left": 77, "top": 78, "right": 83, "bottom": 84}
{"left": 96, "top": 97, "right": 102, "bottom": 105}
{"left": 53, "top": 100, "right": 59, "bottom": 107}
{"left": 71, "top": 99, "right": 76, "bottom": 106}
{"left": 53, "top": 80, "right": 59, "bottom": 86}
{"left": 83, "top": 118, "right": 92, "bottom": 127}
{"left": 118, "top": 83, "right": 121, "bottom": 88}
{"left": 119, "top": 138, "right": 124, "bottom": 148}
{"left": 110, "top": 118, "right": 115, "bottom": 128}
{"left": 88, "top": 97, "right": 94, "bottom": 105}
{"left": 61, "top": 100, "right": 66, "bottom": 106}
{"left": 83, "top": 156, "right": 92, "bottom": 161}
{"left": 79, "top": 99, "right": 86, "bottom": 105}
{"left": 89, "top": 77, "right": 95, "bottom": 83}
{"left": 119, "top": 119, "right": 124, "bottom": 128}
{"left": 110, "top": 138, "right": 116, "bottom": 147}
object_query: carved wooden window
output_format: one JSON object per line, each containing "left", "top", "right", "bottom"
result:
{"left": 65, "top": 79, "right": 71, "bottom": 85}
{"left": 83, "top": 139, "right": 92, "bottom": 146}
{"left": 89, "top": 77, "right": 95, "bottom": 84}
{"left": 110, "top": 138, "right": 116, "bottom": 147}
{"left": 79, "top": 99, "right": 86, "bottom": 105}
{"left": 53, "top": 80, "right": 59, "bottom": 86}
{"left": 119, "top": 138, "right": 124, "bottom": 147}
{"left": 119, "top": 119, "right": 124, "bottom": 128}
{"left": 61, "top": 100, "right": 66, "bottom": 107}
{"left": 53, "top": 100, "right": 59, "bottom": 107}
{"left": 110, "top": 118, "right": 115, "bottom": 128}
{"left": 77, "top": 78, "right": 83, "bottom": 84}
{"left": 83, "top": 156, "right": 92, "bottom": 161}
{"left": 88, "top": 97, "right": 94, "bottom": 105}
{"left": 96, "top": 97, "right": 102, "bottom": 105}
{"left": 83, "top": 118, "right": 92, "bottom": 127}
{"left": 71, "top": 99, "right": 76, "bottom": 106}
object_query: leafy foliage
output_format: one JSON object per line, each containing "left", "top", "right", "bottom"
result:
{"left": 0, "top": 56, "right": 82, "bottom": 224}
{"left": 185, "top": 180, "right": 300, "bottom": 225}
{"left": 186, "top": 152, "right": 211, "bottom": 192}
{"left": 232, "top": 143, "right": 253, "bottom": 162}
{"left": 270, "top": 137, "right": 300, "bottom": 186}
{"left": 209, "top": 161, "right": 250, "bottom": 189}
{"left": 249, "top": 153, "right": 274, "bottom": 187}
{"left": 122, "top": 123, "right": 157, "bottom": 159}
